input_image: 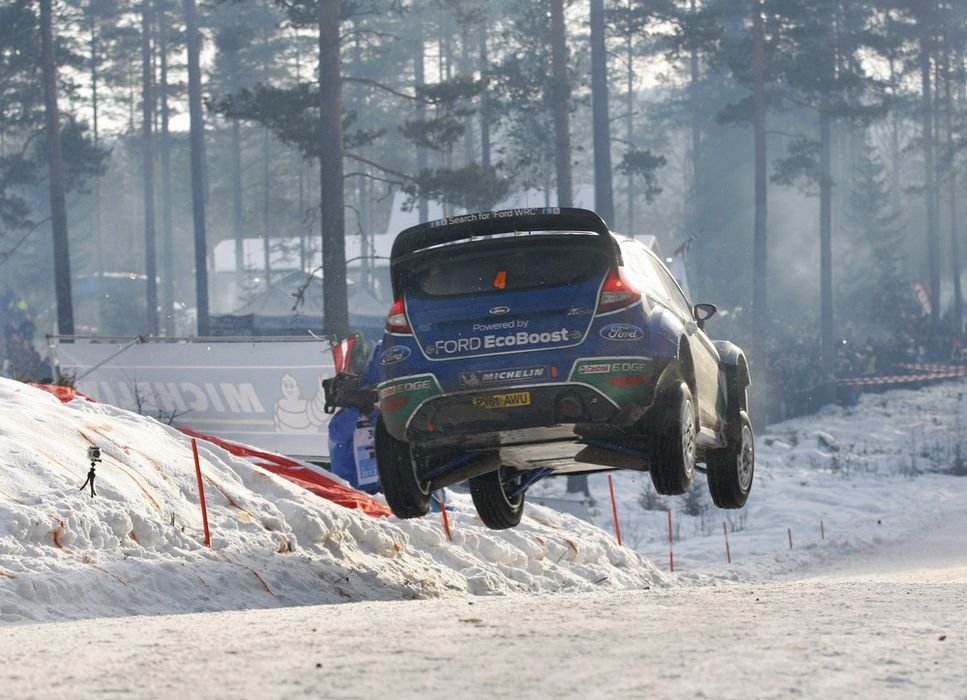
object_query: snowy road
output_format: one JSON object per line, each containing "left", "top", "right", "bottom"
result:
{"left": 5, "top": 508, "right": 966, "bottom": 700}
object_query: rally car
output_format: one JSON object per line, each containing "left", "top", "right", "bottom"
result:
{"left": 332, "top": 207, "right": 754, "bottom": 530}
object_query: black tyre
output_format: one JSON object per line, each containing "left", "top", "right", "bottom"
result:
{"left": 374, "top": 417, "right": 431, "bottom": 519}
{"left": 469, "top": 466, "right": 525, "bottom": 530}
{"left": 649, "top": 381, "right": 696, "bottom": 495}
{"left": 706, "top": 410, "right": 754, "bottom": 509}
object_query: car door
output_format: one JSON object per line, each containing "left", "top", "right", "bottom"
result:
{"left": 638, "top": 247, "right": 721, "bottom": 429}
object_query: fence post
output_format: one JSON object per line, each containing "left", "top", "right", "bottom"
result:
{"left": 723, "top": 521, "right": 731, "bottom": 564}
{"left": 439, "top": 491, "right": 452, "bottom": 542}
{"left": 607, "top": 474, "right": 622, "bottom": 545}
{"left": 191, "top": 438, "right": 211, "bottom": 547}
{"left": 667, "top": 509, "right": 674, "bottom": 572}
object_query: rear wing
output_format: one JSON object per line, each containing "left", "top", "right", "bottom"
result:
{"left": 390, "top": 207, "right": 616, "bottom": 297}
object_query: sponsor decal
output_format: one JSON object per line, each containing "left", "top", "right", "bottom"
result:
{"left": 567, "top": 307, "right": 593, "bottom": 316}
{"left": 379, "top": 378, "right": 433, "bottom": 399}
{"left": 608, "top": 361, "right": 650, "bottom": 373}
{"left": 472, "top": 391, "right": 532, "bottom": 409}
{"left": 569, "top": 358, "right": 655, "bottom": 405}
{"left": 600, "top": 323, "right": 644, "bottom": 341}
{"left": 489, "top": 305, "right": 511, "bottom": 315}
{"left": 378, "top": 345, "right": 411, "bottom": 365}
{"left": 472, "top": 319, "right": 519, "bottom": 332}
{"left": 380, "top": 396, "right": 410, "bottom": 411}
{"left": 376, "top": 375, "right": 441, "bottom": 439}
{"left": 428, "top": 207, "right": 556, "bottom": 228}
{"left": 578, "top": 361, "right": 651, "bottom": 375}
{"left": 458, "top": 366, "right": 547, "bottom": 387}
{"left": 427, "top": 327, "right": 573, "bottom": 356}
{"left": 607, "top": 375, "right": 649, "bottom": 388}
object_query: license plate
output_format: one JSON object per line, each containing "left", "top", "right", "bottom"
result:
{"left": 473, "top": 391, "right": 532, "bottom": 409}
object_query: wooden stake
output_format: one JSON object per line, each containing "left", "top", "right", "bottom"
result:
{"left": 607, "top": 474, "right": 622, "bottom": 545}
{"left": 191, "top": 438, "right": 211, "bottom": 547}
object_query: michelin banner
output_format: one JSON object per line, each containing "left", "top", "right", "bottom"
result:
{"left": 54, "top": 339, "right": 335, "bottom": 460}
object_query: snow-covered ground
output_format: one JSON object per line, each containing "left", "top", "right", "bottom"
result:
{"left": 2, "top": 377, "right": 966, "bottom": 698}
{"left": 0, "top": 378, "right": 662, "bottom": 625}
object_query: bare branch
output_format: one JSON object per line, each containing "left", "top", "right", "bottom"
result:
{"left": 344, "top": 151, "right": 414, "bottom": 181}
{"left": 343, "top": 76, "right": 424, "bottom": 102}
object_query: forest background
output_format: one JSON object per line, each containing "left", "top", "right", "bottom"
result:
{"left": 1, "top": 0, "right": 965, "bottom": 419}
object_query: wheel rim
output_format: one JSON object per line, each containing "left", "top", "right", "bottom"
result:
{"left": 497, "top": 467, "right": 524, "bottom": 508}
{"left": 737, "top": 424, "right": 754, "bottom": 491}
{"left": 681, "top": 398, "right": 696, "bottom": 478}
{"left": 408, "top": 447, "right": 433, "bottom": 496}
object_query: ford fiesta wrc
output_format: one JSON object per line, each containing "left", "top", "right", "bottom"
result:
{"left": 371, "top": 207, "right": 755, "bottom": 529}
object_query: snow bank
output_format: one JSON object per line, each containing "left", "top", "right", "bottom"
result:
{"left": 0, "top": 378, "right": 666, "bottom": 625}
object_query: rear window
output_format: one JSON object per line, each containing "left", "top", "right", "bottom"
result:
{"left": 399, "top": 234, "right": 612, "bottom": 298}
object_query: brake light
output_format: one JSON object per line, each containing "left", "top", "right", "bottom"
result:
{"left": 385, "top": 298, "right": 412, "bottom": 334}
{"left": 596, "top": 268, "right": 641, "bottom": 314}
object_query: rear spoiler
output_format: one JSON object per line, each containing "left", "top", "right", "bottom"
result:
{"left": 390, "top": 207, "right": 615, "bottom": 296}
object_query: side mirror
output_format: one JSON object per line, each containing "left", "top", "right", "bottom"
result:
{"left": 693, "top": 303, "right": 717, "bottom": 330}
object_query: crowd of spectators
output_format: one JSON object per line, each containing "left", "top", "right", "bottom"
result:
{"left": 763, "top": 310, "right": 965, "bottom": 423}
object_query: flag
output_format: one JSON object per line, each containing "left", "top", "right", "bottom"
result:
{"left": 668, "top": 236, "right": 695, "bottom": 299}
{"left": 330, "top": 334, "right": 358, "bottom": 374}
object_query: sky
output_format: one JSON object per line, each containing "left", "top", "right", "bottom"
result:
{"left": 2, "top": 375, "right": 966, "bottom": 628}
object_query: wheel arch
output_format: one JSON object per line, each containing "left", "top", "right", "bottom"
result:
{"left": 714, "top": 340, "right": 751, "bottom": 414}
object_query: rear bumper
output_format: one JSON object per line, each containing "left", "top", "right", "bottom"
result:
{"left": 405, "top": 383, "right": 617, "bottom": 445}
{"left": 376, "top": 355, "right": 670, "bottom": 444}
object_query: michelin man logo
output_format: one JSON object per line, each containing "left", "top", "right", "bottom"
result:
{"left": 273, "top": 372, "right": 327, "bottom": 434}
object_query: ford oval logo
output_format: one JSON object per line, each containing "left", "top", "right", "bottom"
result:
{"left": 600, "top": 323, "right": 644, "bottom": 341}
{"left": 379, "top": 345, "right": 411, "bottom": 365}
{"left": 489, "top": 305, "right": 511, "bottom": 316}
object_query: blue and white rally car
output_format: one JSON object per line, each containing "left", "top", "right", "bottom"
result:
{"left": 337, "top": 207, "right": 754, "bottom": 529}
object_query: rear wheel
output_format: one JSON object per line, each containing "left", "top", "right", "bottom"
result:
{"left": 469, "top": 466, "right": 525, "bottom": 530}
{"left": 706, "top": 410, "right": 754, "bottom": 509}
{"left": 374, "top": 418, "right": 431, "bottom": 519}
{"left": 649, "top": 381, "right": 696, "bottom": 495}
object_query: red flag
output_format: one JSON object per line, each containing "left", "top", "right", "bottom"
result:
{"left": 331, "top": 335, "right": 358, "bottom": 374}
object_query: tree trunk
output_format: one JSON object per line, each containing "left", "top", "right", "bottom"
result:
{"left": 184, "top": 0, "right": 209, "bottom": 336}
{"left": 819, "top": 98, "right": 835, "bottom": 400}
{"left": 626, "top": 29, "right": 635, "bottom": 233}
{"left": 141, "top": 2, "right": 159, "bottom": 335}
{"left": 262, "top": 34, "right": 272, "bottom": 289}
{"left": 228, "top": 40, "right": 245, "bottom": 298}
{"left": 550, "top": 0, "right": 573, "bottom": 208}
{"left": 689, "top": 0, "right": 704, "bottom": 300}
{"left": 40, "top": 0, "right": 74, "bottom": 337}
{"left": 415, "top": 29, "right": 429, "bottom": 223}
{"left": 461, "top": 26, "right": 474, "bottom": 167}
{"left": 319, "top": 0, "right": 348, "bottom": 337}
{"left": 479, "top": 31, "right": 491, "bottom": 169}
{"left": 88, "top": 13, "right": 105, "bottom": 332}
{"left": 751, "top": 0, "right": 767, "bottom": 416}
{"left": 590, "top": 0, "right": 614, "bottom": 225}
{"left": 157, "top": 0, "right": 175, "bottom": 336}
{"left": 921, "top": 21, "right": 941, "bottom": 329}
{"left": 945, "top": 46, "right": 963, "bottom": 335}
{"left": 263, "top": 126, "right": 272, "bottom": 289}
